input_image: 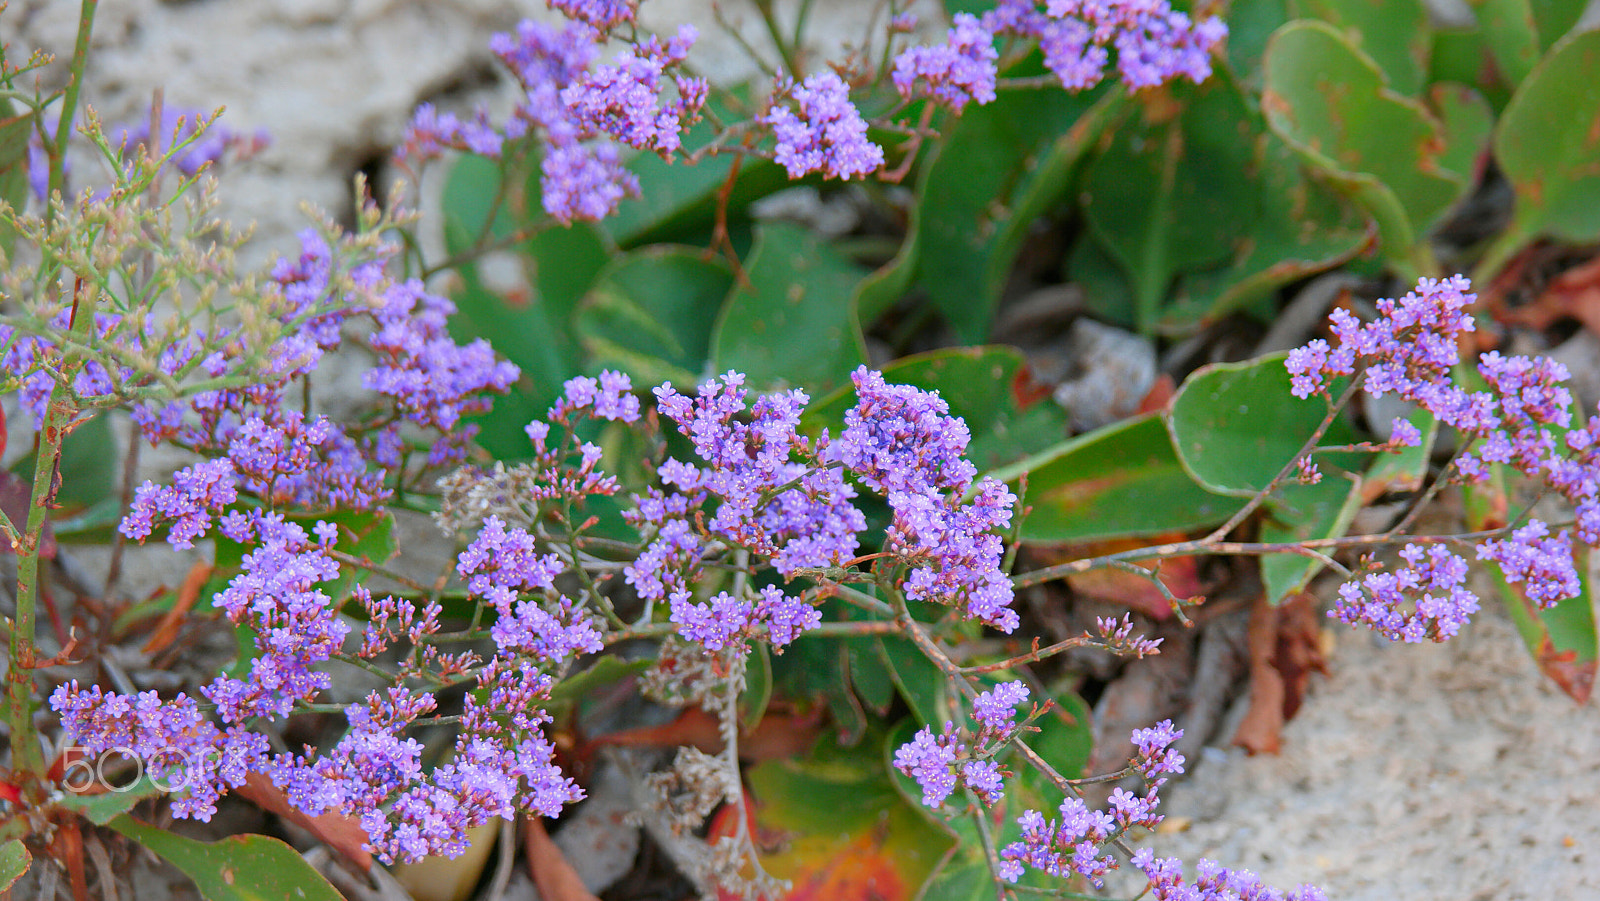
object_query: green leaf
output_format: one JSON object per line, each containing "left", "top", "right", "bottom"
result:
{"left": 602, "top": 114, "right": 790, "bottom": 247}
{"left": 876, "top": 635, "right": 948, "bottom": 728}
{"left": 1259, "top": 472, "right": 1364, "bottom": 604}
{"left": 57, "top": 775, "right": 164, "bottom": 825}
{"left": 771, "top": 611, "right": 870, "bottom": 744}
{"left": 1466, "top": 0, "right": 1542, "bottom": 86}
{"left": 1289, "top": 0, "right": 1431, "bottom": 94}
{"left": 846, "top": 636, "right": 897, "bottom": 713}
{"left": 851, "top": 206, "right": 919, "bottom": 330}
{"left": 1263, "top": 21, "right": 1474, "bottom": 277}
{"left": 740, "top": 641, "right": 773, "bottom": 731}
{"left": 1068, "top": 237, "right": 1137, "bottom": 328}
{"left": 1429, "top": 82, "right": 1496, "bottom": 185}
{"left": 711, "top": 222, "right": 867, "bottom": 393}
{"left": 1530, "top": 0, "right": 1589, "bottom": 50}
{"left": 1166, "top": 351, "right": 1356, "bottom": 496}
{"left": 734, "top": 724, "right": 950, "bottom": 899}
{"left": 576, "top": 246, "right": 731, "bottom": 386}
{"left": 12, "top": 411, "right": 118, "bottom": 514}
{"left": 107, "top": 816, "right": 343, "bottom": 901}
{"left": 441, "top": 154, "right": 516, "bottom": 253}
{"left": 802, "top": 346, "right": 1069, "bottom": 474}
{"left": 1170, "top": 120, "right": 1370, "bottom": 329}
{"left": 446, "top": 222, "right": 610, "bottom": 459}
{"left": 1492, "top": 545, "right": 1598, "bottom": 703}
{"left": 0, "top": 838, "right": 30, "bottom": 892}
{"left": 995, "top": 414, "right": 1240, "bottom": 544}
{"left": 1082, "top": 78, "right": 1254, "bottom": 332}
{"left": 1477, "top": 29, "right": 1600, "bottom": 284}
{"left": 917, "top": 78, "right": 1124, "bottom": 342}
{"left": 1083, "top": 71, "right": 1367, "bottom": 334}
{"left": 1223, "top": 0, "right": 1291, "bottom": 87}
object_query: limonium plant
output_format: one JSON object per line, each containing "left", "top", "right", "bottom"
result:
{"left": 4, "top": 0, "right": 1599, "bottom": 899}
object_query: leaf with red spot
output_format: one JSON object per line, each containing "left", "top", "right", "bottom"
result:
{"left": 706, "top": 727, "right": 950, "bottom": 901}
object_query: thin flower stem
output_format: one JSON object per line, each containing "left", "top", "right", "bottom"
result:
{"left": 1011, "top": 530, "right": 1503, "bottom": 590}
{"left": 1200, "top": 379, "right": 1363, "bottom": 545}
{"left": 958, "top": 635, "right": 1097, "bottom": 674}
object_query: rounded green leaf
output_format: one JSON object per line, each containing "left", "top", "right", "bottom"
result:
{"left": 576, "top": 247, "right": 732, "bottom": 386}
{"left": 1082, "top": 77, "right": 1256, "bottom": 332}
{"left": 1481, "top": 29, "right": 1600, "bottom": 280}
{"left": 711, "top": 222, "right": 867, "bottom": 393}
{"left": 107, "top": 816, "right": 343, "bottom": 901}
{"left": 1263, "top": 21, "right": 1472, "bottom": 272}
{"left": 996, "top": 414, "right": 1241, "bottom": 543}
{"left": 916, "top": 79, "right": 1123, "bottom": 342}
{"left": 0, "top": 839, "right": 29, "bottom": 893}
{"left": 1166, "top": 351, "right": 1354, "bottom": 496}
{"left": 1290, "top": 0, "right": 1431, "bottom": 94}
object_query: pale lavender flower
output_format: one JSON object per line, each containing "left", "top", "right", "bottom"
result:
{"left": 550, "top": 370, "right": 641, "bottom": 423}
{"left": 891, "top": 14, "right": 999, "bottom": 111}
{"left": 1477, "top": 520, "right": 1581, "bottom": 608}
{"left": 1096, "top": 613, "right": 1164, "bottom": 657}
{"left": 762, "top": 73, "right": 885, "bottom": 180}
{"left": 561, "top": 26, "right": 704, "bottom": 157}
{"left": 1132, "top": 849, "right": 1329, "bottom": 901}
{"left": 971, "top": 680, "right": 1030, "bottom": 733}
{"left": 548, "top": 0, "right": 636, "bottom": 30}
{"left": 892, "top": 725, "right": 964, "bottom": 808}
{"left": 540, "top": 141, "right": 639, "bottom": 222}
{"left": 1330, "top": 543, "right": 1479, "bottom": 642}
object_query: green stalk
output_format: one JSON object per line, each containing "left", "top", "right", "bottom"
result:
{"left": 5, "top": 0, "right": 98, "bottom": 790}
{"left": 45, "top": 0, "right": 99, "bottom": 216}
{"left": 5, "top": 283, "right": 100, "bottom": 783}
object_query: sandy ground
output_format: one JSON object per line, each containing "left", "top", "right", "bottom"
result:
{"left": 8, "top": 2, "right": 1600, "bottom": 899}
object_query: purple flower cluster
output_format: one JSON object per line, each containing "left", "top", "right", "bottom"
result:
{"left": 893, "top": 681, "right": 1029, "bottom": 807}
{"left": 627, "top": 368, "right": 1021, "bottom": 645}
{"left": 549, "top": 370, "right": 641, "bottom": 424}
{"left": 1132, "top": 851, "right": 1329, "bottom": 901}
{"left": 828, "top": 367, "right": 1020, "bottom": 631}
{"left": 54, "top": 513, "right": 351, "bottom": 820}
{"left": 562, "top": 27, "right": 707, "bottom": 158}
{"left": 1330, "top": 543, "right": 1479, "bottom": 642}
{"left": 632, "top": 371, "right": 865, "bottom": 600}
{"left": 455, "top": 515, "right": 604, "bottom": 662}
{"left": 365, "top": 278, "right": 520, "bottom": 451}
{"left": 1476, "top": 521, "right": 1580, "bottom": 607}
{"left": 891, "top": 14, "right": 999, "bottom": 112}
{"left": 549, "top": 0, "right": 636, "bottom": 31}
{"left": 100, "top": 227, "right": 518, "bottom": 532}
{"left": 66, "top": 505, "right": 596, "bottom": 861}
{"left": 1288, "top": 275, "right": 1594, "bottom": 629}
{"left": 669, "top": 584, "right": 821, "bottom": 651}
{"left": 762, "top": 73, "right": 885, "bottom": 181}
{"left": 1097, "top": 613, "right": 1164, "bottom": 657}
{"left": 401, "top": 19, "right": 706, "bottom": 223}
{"left": 997, "top": 719, "right": 1183, "bottom": 885}
{"left": 978, "top": 0, "right": 1225, "bottom": 93}
{"left": 268, "top": 658, "right": 581, "bottom": 863}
